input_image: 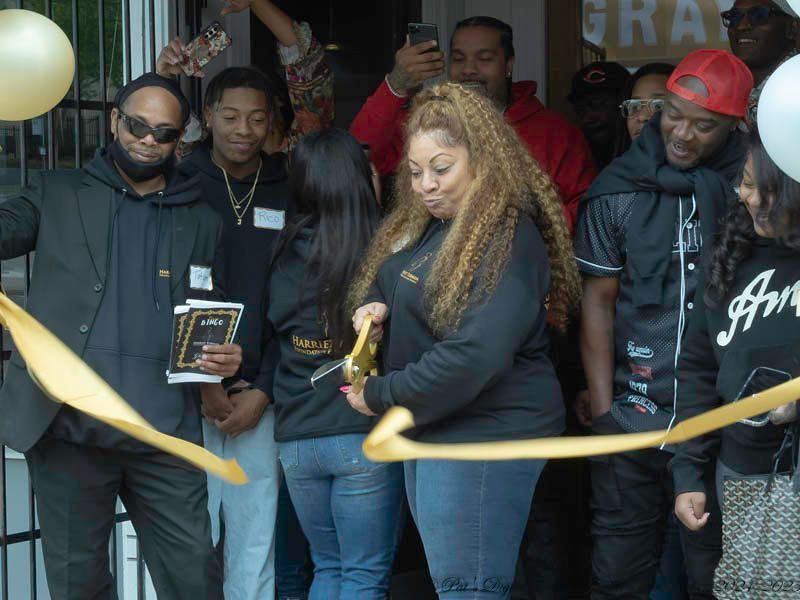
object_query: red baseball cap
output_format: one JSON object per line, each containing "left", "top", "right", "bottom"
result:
{"left": 666, "top": 49, "right": 754, "bottom": 118}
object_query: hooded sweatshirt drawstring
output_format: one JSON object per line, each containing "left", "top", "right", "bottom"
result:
{"left": 153, "top": 192, "right": 164, "bottom": 312}
{"left": 84, "top": 147, "right": 203, "bottom": 315}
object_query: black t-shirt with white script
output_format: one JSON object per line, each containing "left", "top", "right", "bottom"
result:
{"left": 673, "top": 238, "right": 800, "bottom": 494}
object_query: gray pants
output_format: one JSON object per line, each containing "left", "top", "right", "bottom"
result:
{"left": 26, "top": 436, "right": 222, "bottom": 600}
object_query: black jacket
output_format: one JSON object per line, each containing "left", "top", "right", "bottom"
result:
{"left": 575, "top": 118, "right": 745, "bottom": 428}
{"left": 364, "top": 216, "right": 565, "bottom": 443}
{"left": 267, "top": 227, "right": 375, "bottom": 442}
{"left": 0, "top": 150, "right": 224, "bottom": 452}
{"left": 178, "top": 144, "right": 290, "bottom": 394}
{"left": 672, "top": 238, "right": 800, "bottom": 496}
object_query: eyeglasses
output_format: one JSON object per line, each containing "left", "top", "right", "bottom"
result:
{"left": 118, "top": 111, "right": 181, "bottom": 144}
{"left": 721, "top": 6, "right": 784, "bottom": 28}
{"left": 619, "top": 98, "right": 665, "bottom": 119}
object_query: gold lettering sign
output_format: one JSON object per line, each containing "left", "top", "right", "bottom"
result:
{"left": 583, "top": 0, "right": 733, "bottom": 66}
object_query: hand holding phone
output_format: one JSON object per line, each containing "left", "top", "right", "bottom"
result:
{"left": 387, "top": 23, "right": 444, "bottom": 96}
{"left": 156, "top": 37, "right": 188, "bottom": 78}
{"left": 179, "top": 22, "right": 233, "bottom": 78}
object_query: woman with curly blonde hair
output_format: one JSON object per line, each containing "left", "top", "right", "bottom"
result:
{"left": 343, "top": 82, "right": 580, "bottom": 599}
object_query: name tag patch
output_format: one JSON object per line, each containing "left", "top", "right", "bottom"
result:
{"left": 190, "top": 265, "right": 213, "bottom": 291}
{"left": 254, "top": 207, "right": 285, "bottom": 230}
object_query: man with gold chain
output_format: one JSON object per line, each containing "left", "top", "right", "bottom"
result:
{"left": 156, "top": 2, "right": 333, "bottom": 597}
{"left": 167, "top": 64, "right": 290, "bottom": 598}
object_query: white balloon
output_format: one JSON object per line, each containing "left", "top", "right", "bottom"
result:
{"left": 0, "top": 9, "right": 75, "bottom": 121}
{"left": 757, "top": 54, "right": 800, "bottom": 183}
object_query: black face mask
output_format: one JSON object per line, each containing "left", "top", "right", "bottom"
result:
{"left": 108, "top": 139, "right": 174, "bottom": 183}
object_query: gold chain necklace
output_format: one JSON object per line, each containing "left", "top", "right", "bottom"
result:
{"left": 212, "top": 155, "right": 263, "bottom": 226}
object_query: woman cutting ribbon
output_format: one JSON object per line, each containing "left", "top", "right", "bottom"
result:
{"left": 345, "top": 82, "right": 580, "bottom": 599}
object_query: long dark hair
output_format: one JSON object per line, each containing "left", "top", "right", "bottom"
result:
{"left": 705, "top": 130, "right": 800, "bottom": 307}
{"left": 613, "top": 62, "right": 675, "bottom": 157}
{"left": 275, "top": 128, "right": 379, "bottom": 352}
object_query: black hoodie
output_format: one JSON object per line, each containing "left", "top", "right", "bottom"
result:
{"left": 178, "top": 144, "right": 290, "bottom": 394}
{"left": 364, "top": 216, "right": 565, "bottom": 443}
{"left": 672, "top": 238, "right": 800, "bottom": 496}
{"left": 266, "top": 226, "right": 375, "bottom": 442}
{"left": 49, "top": 149, "right": 208, "bottom": 449}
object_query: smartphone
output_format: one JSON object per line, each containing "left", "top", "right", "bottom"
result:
{"left": 735, "top": 366, "right": 792, "bottom": 426}
{"left": 737, "top": 367, "right": 792, "bottom": 399}
{"left": 180, "top": 21, "right": 232, "bottom": 77}
{"left": 408, "top": 22, "right": 439, "bottom": 49}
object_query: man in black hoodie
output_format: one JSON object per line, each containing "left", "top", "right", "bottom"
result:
{"left": 575, "top": 50, "right": 753, "bottom": 598}
{"left": 172, "top": 67, "right": 291, "bottom": 598}
{"left": 0, "top": 73, "right": 240, "bottom": 599}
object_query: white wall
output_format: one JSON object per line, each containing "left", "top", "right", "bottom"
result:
{"left": 422, "top": 0, "right": 547, "bottom": 101}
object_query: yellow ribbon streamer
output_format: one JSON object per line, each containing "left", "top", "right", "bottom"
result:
{"left": 363, "top": 378, "right": 800, "bottom": 462}
{"left": 0, "top": 293, "right": 247, "bottom": 484}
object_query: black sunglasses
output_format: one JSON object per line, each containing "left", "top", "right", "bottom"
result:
{"left": 721, "top": 6, "right": 784, "bottom": 28}
{"left": 118, "top": 111, "right": 181, "bottom": 143}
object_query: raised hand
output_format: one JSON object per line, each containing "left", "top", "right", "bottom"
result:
{"left": 387, "top": 36, "right": 445, "bottom": 96}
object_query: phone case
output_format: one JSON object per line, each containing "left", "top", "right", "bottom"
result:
{"left": 408, "top": 22, "right": 439, "bottom": 47}
{"left": 180, "top": 22, "right": 232, "bottom": 77}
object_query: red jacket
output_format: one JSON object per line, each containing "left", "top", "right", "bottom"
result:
{"left": 350, "top": 79, "right": 597, "bottom": 234}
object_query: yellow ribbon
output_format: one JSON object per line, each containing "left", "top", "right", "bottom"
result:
{"left": 363, "top": 378, "right": 800, "bottom": 462}
{"left": 0, "top": 293, "right": 247, "bottom": 484}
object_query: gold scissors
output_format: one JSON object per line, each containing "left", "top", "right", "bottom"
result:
{"left": 310, "top": 314, "right": 378, "bottom": 393}
{"left": 343, "top": 314, "right": 378, "bottom": 393}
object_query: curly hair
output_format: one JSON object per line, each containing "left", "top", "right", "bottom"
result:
{"left": 705, "top": 129, "right": 800, "bottom": 307}
{"left": 348, "top": 82, "right": 581, "bottom": 333}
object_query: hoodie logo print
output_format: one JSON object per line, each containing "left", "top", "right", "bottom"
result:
{"left": 717, "top": 269, "right": 800, "bottom": 347}
{"left": 627, "top": 341, "right": 654, "bottom": 359}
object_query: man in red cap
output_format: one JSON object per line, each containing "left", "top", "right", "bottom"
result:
{"left": 575, "top": 49, "right": 754, "bottom": 598}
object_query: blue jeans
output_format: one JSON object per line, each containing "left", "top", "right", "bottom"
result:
{"left": 204, "top": 406, "right": 279, "bottom": 600}
{"left": 279, "top": 433, "right": 404, "bottom": 600}
{"left": 405, "top": 458, "right": 546, "bottom": 599}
